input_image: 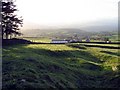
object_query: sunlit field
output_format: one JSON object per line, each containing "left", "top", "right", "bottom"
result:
{"left": 23, "top": 37, "right": 51, "bottom": 43}
{"left": 2, "top": 42, "right": 120, "bottom": 88}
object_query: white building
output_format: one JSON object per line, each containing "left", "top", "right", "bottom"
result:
{"left": 86, "top": 37, "right": 90, "bottom": 42}
{"left": 51, "top": 40, "right": 69, "bottom": 43}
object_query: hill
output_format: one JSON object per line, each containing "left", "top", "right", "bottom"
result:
{"left": 2, "top": 43, "right": 120, "bottom": 89}
{"left": 21, "top": 28, "right": 89, "bottom": 38}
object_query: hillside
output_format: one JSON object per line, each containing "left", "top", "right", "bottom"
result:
{"left": 2, "top": 43, "right": 120, "bottom": 89}
{"left": 21, "top": 28, "right": 89, "bottom": 38}
{"left": 21, "top": 27, "right": 118, "bottom": 43}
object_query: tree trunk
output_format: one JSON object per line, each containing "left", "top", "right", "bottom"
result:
{"left": 14, "top": 34, "right": 16, "bottom": 38}
{"left": 2, "top": 33, "right": 4, "bottom": 40}
{"left": 10, "top": 35, "right": 12, "bottom": 39}
{"left": 2, "top": 29, "right": 4, "bottom": 40}
{"left": 6, "top": 33, "right": 9, "bottom": 39}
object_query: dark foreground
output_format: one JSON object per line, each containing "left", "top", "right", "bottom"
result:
{"left": 2, "top": 39, "right": 120, "bottom": 89}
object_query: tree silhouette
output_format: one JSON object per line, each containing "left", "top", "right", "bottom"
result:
{"left": 1, "top": 1, "right": 23, "bottom": 39}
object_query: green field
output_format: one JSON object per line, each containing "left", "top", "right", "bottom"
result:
{"left": 2, "top": 43, "right": 120, "bottom": 88}
{"left": 23, "top": 37, "right": 51, "bottom": 43}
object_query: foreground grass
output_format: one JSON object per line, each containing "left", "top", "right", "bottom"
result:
{"left": 2, "top": 43, "right": 120, "bottom": 88}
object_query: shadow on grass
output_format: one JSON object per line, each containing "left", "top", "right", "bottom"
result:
{"left": 3, "top": 44, "right": 102, "bottom": 70}
{"left": 100, "top": 51, "right": 119, "bottom": 57}
{"left": 3, "top": 44, "right": 119, "bottom": 88}
{"left": 24, "top": 45, "right": 102, "bottom": 63}
{"left": 67, "top": 44, "right": 86, "bottom": 50}
{"left": 83, "top": 44, "right": 119, "bottom": 49}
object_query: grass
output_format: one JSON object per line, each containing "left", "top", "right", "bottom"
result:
{"left": 87, "top": 47, "right": 119, "bottom": 70}
{"left": 23, "top": 37, "right": 51, "bottom": 43}
{"left": 2, "top": 43, "right": 120, "bottom": 88}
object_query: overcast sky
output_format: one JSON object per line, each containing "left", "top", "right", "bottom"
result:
{"left": 15, "top": 0, "right": 119, "bottom": 29}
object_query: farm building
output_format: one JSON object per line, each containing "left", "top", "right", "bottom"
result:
{"left": 51, "top": 40, "right": 69, "bottom": 43}
{"left": 86, "top": 37, "right": 90, "bottom": 42}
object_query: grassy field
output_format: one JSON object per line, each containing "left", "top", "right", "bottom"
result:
{"left": 22, "top": 34, "right": 119, "bottom": 43}
{"left": 23, "top": 37, "right": 51, "bottom": 43}
{"left": 2, "top": 43, "right": 120, "bottom": 88}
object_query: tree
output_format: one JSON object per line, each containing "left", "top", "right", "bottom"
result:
{"left": 1, "top": 1, "right": 23, "bottom": 39}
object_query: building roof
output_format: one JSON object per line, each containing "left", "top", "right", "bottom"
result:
{"left": 52, "top": 39, "right": 69, "bottom": 41}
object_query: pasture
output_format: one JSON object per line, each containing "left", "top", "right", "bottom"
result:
{"left": 23, "top": 37, "right": 51, "bottom": 43}
{"left": 2, "top": 41, "right": 120, "bottom": 88}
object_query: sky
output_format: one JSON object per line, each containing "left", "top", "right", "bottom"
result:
{"left": 15, "top": 0, "right": 119, "bottom": 29}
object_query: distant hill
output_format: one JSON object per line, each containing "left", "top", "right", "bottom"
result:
{"left": 21, "top": 18, "right": 118, "bottom": 38}
{"left": 21, "top": 28, "right": 90, "bottom": 39}
{"left": 80, "top": 18, "right": 118, "bottom": 32}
